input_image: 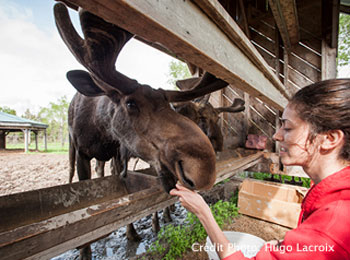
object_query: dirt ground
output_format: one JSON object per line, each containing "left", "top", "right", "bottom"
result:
{"left": 0, "top": 150, "right": 290, "bottom": 259}
{"left": 0, "top": 149, "right": 144, "bottom": 196}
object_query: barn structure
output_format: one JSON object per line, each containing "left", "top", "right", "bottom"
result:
{"left": 0, "top": 0, "right": 348, "bottom": 259}
{"left": 0, "top": 112, "right": 48, "bottom": 152}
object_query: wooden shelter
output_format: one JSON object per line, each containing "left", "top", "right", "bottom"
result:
{"left": 58, "top": 0, "right": 343, "bottom": 156}
{"left": 0, "top": 112, "right": 48, "bottom": 152}
{"left": 0, "top": 0, "right": 347, "bottom": 259}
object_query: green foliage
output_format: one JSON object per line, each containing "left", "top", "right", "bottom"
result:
{"left": 338, "top": 13, "right": 350, "bottom": 67}
{"left": 38, "top": 96, "right": 69, "bottom": 146}
{"left": 0, "top": 106, "right": 17, "bottom": 115}
{"left": 6, "top": 142, "right": 68, "bottom": 154}
{"left": 251, "top": 172, "right": 311, "bottom": 188}
{"left": 148, "top": 198, "right": 239, "bottom": 260}
{"left": 167, "top": 60, "right": 192, "bottom": 87}
{"left": 22, "top": 108, "right": 40, "bottom": 121}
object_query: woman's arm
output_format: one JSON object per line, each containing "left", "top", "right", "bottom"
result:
{"left": 170, "top": 183, "right": 237, "bottom": 259}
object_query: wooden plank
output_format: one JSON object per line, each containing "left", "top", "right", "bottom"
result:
{"left": 0, "top": 187, "right": 175, "bottom": 260}
{"left": 61, "top": 0, "right": 288, "bottom": 110}
{"left": 215, "top": 151, "right": 264, "bottom": 183}
{"left": 250, "top": 22, "right": 276, "bottom": 43}
{"left": 250, "top": 98, "right": 276, "bottom": 125}
{"left": 289, "top": 53, "right": 321, "bottom": 82}
{"left": 291, "top": 44, "right": 322, "bottom": 70}
{"left": 288, "top": 66, "right": 314, "bottom": 88}
{"left": 268, "top": 0, "right": 300, "bottom": 50}
{"left": 250, "top": 28, "right": 276, "bottom": 55}
{"left": 254, "top": 44, "right": 276, "bottom": 69}
{"left": 0, "top": 172, "right": 157, "bottom": 233}
{"left": 191, "top": 0, "right": 290, "bottom": 101}
{"left": 299, "top": 30, "right": 322, "bottom": 54}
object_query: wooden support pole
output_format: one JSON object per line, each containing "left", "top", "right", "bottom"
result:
{"left": 34, "top": 131, "right": 38, "bottom": 151}
{"left": 321, "top": 40, "right": 337, "bottom": 80}
{"left": 0, "top": 130, "right": 5, "bottom": 149}
{"left": 244, "top": 92, "right": 251, "bottom": 139}
{"left": 23, "top": 129, "right": 29, "bottom": 153}
{"left": 44, "top": 130, "right": 47, "bottom": 151}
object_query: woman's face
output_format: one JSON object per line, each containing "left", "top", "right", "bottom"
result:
{"left": 273, "top": 104, "right": 316, "bottom": 167}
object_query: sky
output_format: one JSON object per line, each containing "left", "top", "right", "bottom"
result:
{"left": 0, "top": 0, "right": 177, "bottom": 115}
{"left": 1, "top": 1, "right": 349, "bottom": 116}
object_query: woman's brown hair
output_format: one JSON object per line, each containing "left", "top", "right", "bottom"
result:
{"left": 290, "top": 78, "right": 350, "bottom": 161}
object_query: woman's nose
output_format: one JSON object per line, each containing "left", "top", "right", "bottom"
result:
{"left": 273, "top": 128, "right": 283, "bottom": 141}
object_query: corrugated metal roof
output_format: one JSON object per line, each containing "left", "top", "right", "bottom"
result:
{"left": 0, "top": 112, "right": 48, "bottom": 129}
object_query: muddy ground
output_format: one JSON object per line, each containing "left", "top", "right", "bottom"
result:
{"left": 0, "top": 150, "right": 290, "bottom": 259}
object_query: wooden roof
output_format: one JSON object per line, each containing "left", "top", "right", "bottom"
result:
{"left": 57, "top": 0, "right": 341, "bottom": 111}
{"left": 0, "top": 112, "right": 48, "bottom": 131}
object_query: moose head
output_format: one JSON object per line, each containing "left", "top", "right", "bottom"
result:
{"left": 174, "top": 77, "right": 245, "bottom": 152}
{"left": 54, "top": 3, "right": 229, "bottom": 192}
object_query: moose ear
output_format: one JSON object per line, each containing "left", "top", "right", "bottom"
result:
{"left": 67, "top": 70, "right": 104, "bottom": 96}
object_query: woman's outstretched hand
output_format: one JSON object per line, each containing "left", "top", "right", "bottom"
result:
{"left": 169, "top": 182, "right": 210, "bottom": 217}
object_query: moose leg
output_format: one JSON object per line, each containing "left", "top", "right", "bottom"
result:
{"left": 163, "top": 206, "right": 172, "bottom": 223}
{"left": 76, "top": 155, "right": 92, "bottom": 259}
{"left": 76, "top": 154, "right": 91, "bottom": 180}
{"left": 126, "top": 223, "right": 141, "bottom": 241}
{"left": 152, "top": 212, "right": 160, "bottom": 233}
{"left": 79, "top": 246, "right": 92, "bottom": 260}
{"left": 68, "top": 137, "right": 76, "bottom": 183}
{"left": 95, "top": 160, "right": 105, "bottom": 178}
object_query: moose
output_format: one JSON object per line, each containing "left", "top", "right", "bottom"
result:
{"left": 71, "top": 91, "right": 246, "bottom": 241}
{"left": 54, "top": 3, "right": 232, "bottom": 258}
{"left": 174, "top": 76, "right": 245, "bottom": 152}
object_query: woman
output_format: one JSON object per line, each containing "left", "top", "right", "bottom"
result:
{"left": 170, "top": 79, "right": 350, "bottom": 259}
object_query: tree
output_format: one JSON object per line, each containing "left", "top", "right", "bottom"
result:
{"left": 167, "top": 60, "right": 192, "bottom": 88}
{"left": 0, "top": 106, "right": 17, "bottom": 115}
{"left": 22, "top": 108, "right": 39, "bottom": 121}
{"left": 338, "top": 13, "right": 350, "bottom": 67}
{"left": 38, "top": 96, "right": 69, "bottom": 147}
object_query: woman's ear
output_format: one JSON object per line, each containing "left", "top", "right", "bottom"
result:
{"left": 320, "top": 130, "right": 345, "bottom": 151}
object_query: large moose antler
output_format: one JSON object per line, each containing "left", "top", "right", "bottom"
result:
{"left": 54, "top": 3, "right": 228, "bottom": 100}
{"left": 54, "top": 3, "right": 137, "bottom": 94}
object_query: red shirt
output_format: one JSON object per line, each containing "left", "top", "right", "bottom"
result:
{"left": 223, "top": 166, "right": 350, "bottom": 260}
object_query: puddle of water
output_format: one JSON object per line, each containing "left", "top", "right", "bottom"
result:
{"left": 52, "top": 202, "right": 187, "bottom": 260}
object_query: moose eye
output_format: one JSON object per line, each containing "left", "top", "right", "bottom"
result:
{"left": 125, "top": 99, "right": 138, "bottom": 111}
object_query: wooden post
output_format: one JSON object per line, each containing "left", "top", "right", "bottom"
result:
{"left": 321, "top": 40, "right": 337, "bottom": 80}
{"left": 44, "top": 130, "right": 47, "bottom": 151}
{"left": 244, "top": 92, "right": 251, "bottom": 141}
{"left": 23, "top": 129, "right": 29, "bottom": 153}
{"left": 0, "top": 131, "right": 5, "bottom": 149}
{"left": 34, "top": 131, "right": 38, "bottom": 151}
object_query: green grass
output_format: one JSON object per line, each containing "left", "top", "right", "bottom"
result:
{"left": 5, "top": 142, "right": 69, "bottom": 154}
{"left": 148, "top": 194, "right": 239, "bottom": 260}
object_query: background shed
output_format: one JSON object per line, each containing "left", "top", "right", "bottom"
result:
{"left": 0, "top": 112, "right": 48, "bottom": 152}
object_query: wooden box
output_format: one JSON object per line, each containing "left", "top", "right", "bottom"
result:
{"left": 238, "top": 178, "right": 308, "bottom": 228}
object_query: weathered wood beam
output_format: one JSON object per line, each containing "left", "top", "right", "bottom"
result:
{"left": 268, "top": 0, "right": 300, "bottom": 51}
{"left": 191, "top": 0, "right": 291, "bottom": 103}
{"left": 61, "top": 0, "right": 288, "bottom": 110}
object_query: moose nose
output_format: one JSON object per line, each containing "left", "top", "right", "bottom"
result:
{"left": 176, "top": 160, "right": 195, "bottom": 190}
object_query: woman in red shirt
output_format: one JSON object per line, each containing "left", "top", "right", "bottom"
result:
{"left": 170, "top": 79, "right": 350, "bottom": 259}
